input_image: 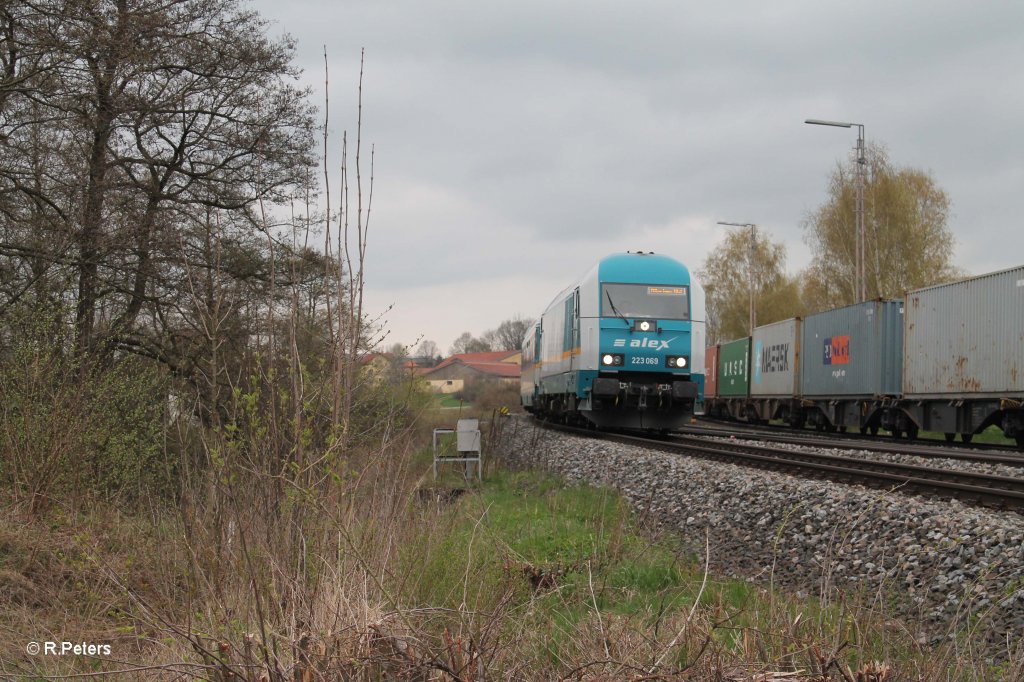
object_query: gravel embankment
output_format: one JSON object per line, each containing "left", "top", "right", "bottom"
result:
{"left": 499, "top": 419, "right": 1024, "bottom": 647}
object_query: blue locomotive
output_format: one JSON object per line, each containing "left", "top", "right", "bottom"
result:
{"left": 521, "top": 252, "right": 706, "bottom": 430}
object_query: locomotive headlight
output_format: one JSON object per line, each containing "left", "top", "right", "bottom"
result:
{"left": 639, "top": 320, "right": 651, "bottom": 332}
{"left": 601, "top": 353, "right": 624, "bottom": 366}
{"left": 666, "top": 355, "right": 689, "bottom": 369}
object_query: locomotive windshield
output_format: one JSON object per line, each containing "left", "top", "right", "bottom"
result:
{"left": 601, "top": 283, "right": 689, "bottom": 320}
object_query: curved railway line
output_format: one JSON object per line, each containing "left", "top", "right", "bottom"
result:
{"left": 537, "top": 420, "right": 1024, "bottom": 511}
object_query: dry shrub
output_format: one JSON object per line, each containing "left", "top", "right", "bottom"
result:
{"left": 454, "top": 379, "right": 521, "bottom": 413}
{"left": 0, "top": 316, "right": 168, "bottom": 514}
{"left": 5, "top": 414, "right": 1024, "bottom": 680}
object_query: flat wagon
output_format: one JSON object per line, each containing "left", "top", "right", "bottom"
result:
{"left": 900, "top": 266, "right": 1024, "bottom": 445}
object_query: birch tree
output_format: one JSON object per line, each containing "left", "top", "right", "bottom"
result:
{"left": 698, "top": 228, "right": 803, "bottom": 344}
{"left": 802, "top": 144, "right": 962, "bottom": 311}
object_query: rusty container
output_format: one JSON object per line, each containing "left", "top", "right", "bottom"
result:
{"left": 904, "top": 265, "right": 1024, "bottom": 397}
{"left": 704, "top": 344, "right": 719, "bottom": 398}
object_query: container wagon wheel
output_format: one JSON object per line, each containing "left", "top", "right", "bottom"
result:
{"left": 890, "top": 428, "right": 903, "bottom": 440}
{"left": 1017, "top": 435, "right": 1024, "bottom": 450}
{"left": 961, "top": 433, "right": 973, "bottom": 444}
{"left": 869, "top": 425, "right": 879, "bottom": 436}
{"left": 905, "top": 424, "right": 919, "bottom": 440}
{"left": 944, "top": 432, "right": 956, "bottom": 443}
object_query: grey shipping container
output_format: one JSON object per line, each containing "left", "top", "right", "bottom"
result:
{"left": 904, "top": 265, "right": 1024, "bottom": 397}
{"left": 751, "top": 318, "right": 801, "bottom": 397}
{"left": 800, "top": 300, "right": 903, "bottom": 398}
{"left": 717, "top": 337, "right": 750, "bottom": 397}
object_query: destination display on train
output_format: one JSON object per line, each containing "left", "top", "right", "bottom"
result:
{"left": 647, "top": 286, "right": 685, "bottom": 295}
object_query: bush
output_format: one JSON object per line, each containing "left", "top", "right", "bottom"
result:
{"left": 454, "top": 378, "right": 521, "bottom": 412}
{"left": 0, "top": 328, "right": 168, "bottom": 512}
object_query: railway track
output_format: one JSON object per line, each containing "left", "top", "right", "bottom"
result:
{"left": 696, "top": 413, "right": 1024, "bottom": 456}
{"left": 683, "top": 420, "right": 1024, "bottom": 467}
{"left": 539, "top": 421, "right": 1024, "bottom": 511}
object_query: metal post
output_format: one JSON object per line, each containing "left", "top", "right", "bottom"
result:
{"left": 855, "top": 124, "right": 866, "bottom": 302}
{"left": 805, "top": 118, "right": 867, "bottom": 302}
{"left": 748, "top": 223, "right": 757, "bottom": 332}
{"left": 717, "top": 221, "right": 757, "bottom": 335}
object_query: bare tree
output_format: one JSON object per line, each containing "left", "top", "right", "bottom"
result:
{"left": 0, "top": 0, "right": 316, "bottom": 358}
{"left": 490, "top": 315, "right": 533, "bottom": 351}
{"left": 449, "top": 332, "right": 492, "bottom": 355}
{"left": 449, "top": 331, "right": 475, "bottom": 355}
{"left": 415, "top": 339, "right": 439, "bottom": 364}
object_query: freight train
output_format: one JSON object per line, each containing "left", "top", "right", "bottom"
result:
{"left": 704, "top": 265, "right": 1024, "bottom": 449}
{"left": 520, "top": 252, "right": 706, "bottom": 430}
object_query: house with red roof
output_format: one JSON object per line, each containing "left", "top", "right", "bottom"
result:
{"left": 421, "top": 350, "right": 521, "bottom": 394}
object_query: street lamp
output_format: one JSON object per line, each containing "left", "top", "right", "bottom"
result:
{"left": 805, "top": 118, "right": 867, "bottom": 303}
{"left": 716, "top": 221, "right": 757, "bottom": 335}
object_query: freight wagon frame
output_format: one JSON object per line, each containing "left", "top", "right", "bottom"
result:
{"left": 894, "top": 266, "right": 1024, "bottom": 447}
{"left": 703, "top": 270, "right": 1024, "bottom": 449}
{"left": 705, "top": 301, "right": 911, "bottom": 436}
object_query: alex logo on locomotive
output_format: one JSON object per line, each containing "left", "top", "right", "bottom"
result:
{"left": 611, "top": 336, "right": 678, "bottom": 350}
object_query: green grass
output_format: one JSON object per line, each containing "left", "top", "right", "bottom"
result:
{"left": 398, "top": 464, "right": 1024, "bottom": 678}
{"left": 920, "top": 424, "right": 1018, "bottom": 447}
{"left": 402, "top": 470, "right": 698, "bottom": 637}
{"left": 877, "top": 424, "right": 1017, "bottom": 447}
{"left": 398, "top": 468, "right": 945, "bottom": 675}
{"left": 436, "top": 395, "right": 466, "bottom": 408}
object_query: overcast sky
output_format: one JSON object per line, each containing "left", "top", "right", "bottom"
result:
{"left": 252, "top": 0, "right": 1024, "bottom": 355}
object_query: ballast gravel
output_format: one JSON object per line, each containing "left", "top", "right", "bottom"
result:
{"left": 499, "top": 420, "right": 1024, "bottom": 648}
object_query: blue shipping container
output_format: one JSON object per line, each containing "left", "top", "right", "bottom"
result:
{"left": 800, "top": 300, "right": 903, "bottom": 398}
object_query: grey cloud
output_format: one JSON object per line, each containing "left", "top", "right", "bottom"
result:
{"left": 253, "top": 0, "right": 1024, "bottom": 346}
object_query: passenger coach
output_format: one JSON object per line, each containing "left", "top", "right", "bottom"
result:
{"left": 521, "top": 252, "right": 706, "bottom": 431}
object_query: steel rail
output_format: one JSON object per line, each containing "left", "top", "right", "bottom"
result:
{"left": 538, "top": 422, "right": 1024, "bottom": 511}
{"left": 682, "top": 421, "right": 1024, "bottom": 466}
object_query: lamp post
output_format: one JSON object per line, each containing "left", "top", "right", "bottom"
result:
{"left": 805, "top": 118, "right": 866, "bottom": 302}
{"left": 716, "top": 221, "right": 757, "bottom": 334}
